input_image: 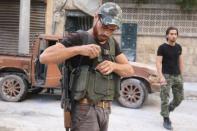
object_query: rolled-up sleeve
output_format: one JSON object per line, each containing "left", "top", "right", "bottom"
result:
{"left": 61, "top": 33, "right": 82, "bottom": 47}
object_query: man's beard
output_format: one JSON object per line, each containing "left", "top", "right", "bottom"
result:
{"left": 97, "top": 35, "right": 108, "bottom": 42}
{"left": 93, "top": 26, "right": 108, "bottom": 42}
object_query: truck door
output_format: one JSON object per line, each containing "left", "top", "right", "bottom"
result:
{"left": 43, "top": 40, "right": 61, "bottom": 88}
{"left": 34, "top": 39, "right": 61, "bottom": 88}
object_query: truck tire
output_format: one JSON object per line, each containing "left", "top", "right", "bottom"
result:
{"left": 118, "top": 78, "right": 148, "bottom": 109}
{"left": 0, "top": 74, "right": 28, "bottom": 102}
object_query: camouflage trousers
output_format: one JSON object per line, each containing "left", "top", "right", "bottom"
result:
{"left": 160, "top": 74, "right": 184, "bottom": 117}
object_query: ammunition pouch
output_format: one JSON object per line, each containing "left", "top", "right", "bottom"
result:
{"left": 69, "top": 66, "right": 89, "bottom": 100}
{"left": 69, "top": 66, "right": 120, "bottom": 103}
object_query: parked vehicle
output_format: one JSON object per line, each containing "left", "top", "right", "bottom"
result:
{"left": 0, "top": 34, "right": 160, "bottom": 108}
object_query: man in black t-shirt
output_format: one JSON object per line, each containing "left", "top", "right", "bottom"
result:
{"left": 156, "top": 27, "right": 184, "bottom": 130}
{"left": 40, "top": 2, "right": 134, "bottom": 131}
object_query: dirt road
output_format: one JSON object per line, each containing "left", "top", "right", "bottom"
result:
{"left": 0, "top": 91, "right": 197, "bottom": 131}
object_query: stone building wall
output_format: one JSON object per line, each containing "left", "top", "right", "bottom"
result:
{"left": 47, "top": 0, "right": 197, "bottom": 82}
{"left": 112, "top": 3, "right": 197, "bottom": 82}
{"left": 136, "top": 35, "right": 197, "bottom": 82}
{"left": 113, "top": 33, "right": 197, "bottom": 82}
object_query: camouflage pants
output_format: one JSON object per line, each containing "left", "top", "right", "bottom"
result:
{"left": 160, "top": 74, "right": 184, "bottom": 117}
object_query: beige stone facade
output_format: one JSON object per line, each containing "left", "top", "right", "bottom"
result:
{"left": 45, "top": 0, "right": 66, "bottom": 35}
{"left": 113, "top": 33, "right": 197, "bottom": 82}
{"left": 112, "top": 1, "right": 197, "bottom": 82}
{"left": 45, "top": 0, "right": 197, "bottom": 82}
{"left": 136, "top": 36, "right": 197, "bottom": 82}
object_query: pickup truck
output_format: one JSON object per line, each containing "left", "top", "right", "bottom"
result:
{"left": 0, "top": 34, "right": 160, "bottom": 108}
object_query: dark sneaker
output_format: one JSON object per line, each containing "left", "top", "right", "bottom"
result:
{"left": 163, "top": 117, "right": 173, "bottom": 130}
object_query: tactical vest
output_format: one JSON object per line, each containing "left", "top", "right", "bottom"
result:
{"left": 69, "top": 31, "right": 120, "bottom": 103}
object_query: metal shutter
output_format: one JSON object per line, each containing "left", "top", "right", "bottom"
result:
{"left": 30, "top": 0, "right": 46, "bottom": 52}
{"left": 0, "top": 0, "right": 46, "bottom": 54}
{"left": 0, "top": 0, "right": 20, "bottom": 54}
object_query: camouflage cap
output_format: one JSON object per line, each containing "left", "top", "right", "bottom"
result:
{"left": 98, "top": 2, "right": 122, "bottom": 29}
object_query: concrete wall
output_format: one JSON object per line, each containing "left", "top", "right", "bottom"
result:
{"left": 113, "top": 33, "right": 197, "bottom": 82}
{"left": 44, "top": 1, "right": 197, "bottom": 82}
{"left": 45, "top": 0, "right": 65, "bottom": 35}
{"left": 18, "top": 0, "right": 30, "bottom": 54}
{"left": 136, "top": 35, "right": 197, "bottom": 82}
{"left": 113, "top": 3, "right": 197, "bottom": 82}
{"left": 45, "top": 0, "right": 54, "bottom": 35}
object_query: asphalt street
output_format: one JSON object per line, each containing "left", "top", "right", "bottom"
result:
{"left": 0, "top": 86, "right": 197, "bottom": 131}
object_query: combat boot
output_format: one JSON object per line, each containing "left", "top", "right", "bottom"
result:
{"left": 163, "top": 117, "right": 173, "bottom": 130}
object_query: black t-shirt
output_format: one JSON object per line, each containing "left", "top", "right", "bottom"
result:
{"left": 61, "top": 31, "right": 122, "bottom": 68}
{"left": 157, "top": 43, "right": 182, "bottom": 75}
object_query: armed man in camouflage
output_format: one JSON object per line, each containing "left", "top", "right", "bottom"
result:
{"left": 156, "top": 27, "right": 184, "bottom": 130}
{"left": 40, "top": 2, "right": 134, "bottom": 131}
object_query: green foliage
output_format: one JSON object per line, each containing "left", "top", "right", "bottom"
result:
{"left": 176, "top": 0, "right": 197, "bottom": 10}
